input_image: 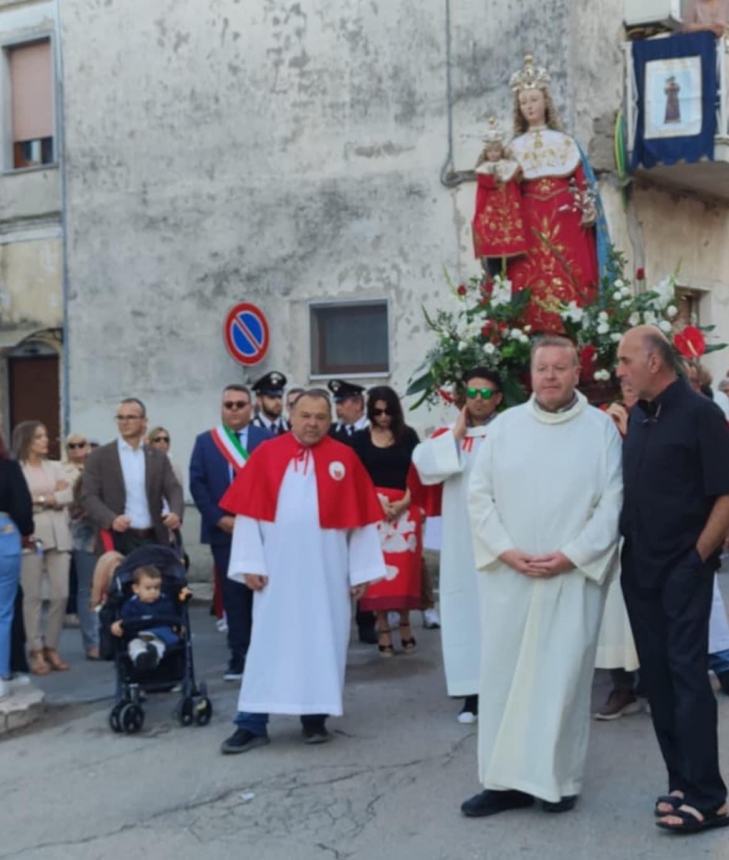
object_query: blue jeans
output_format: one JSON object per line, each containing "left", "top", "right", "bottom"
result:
{"left": 73, "top": 549, "right": 99, "bottom": 650}
{"left": 709, "top": 648, "right": 729, "bottom": 676}
{"left": 0, "top": 515, "right": 22, "bottom": 679}
{"left": 234, "top": 711, "right": 327, "bottom": 736}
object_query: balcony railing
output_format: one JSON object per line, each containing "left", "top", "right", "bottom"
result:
{"left": 625, "top": 35, "right": 729, "bottom": 200}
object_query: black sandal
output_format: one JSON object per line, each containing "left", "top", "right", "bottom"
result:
{"left": 399, "top": 622, "right": 417, "bottom": 653}
{"left": 377, "top": 626, "right": 394, "bottom": 658}
{"left": 656, "top": 804, "right": 729, "bottom": 834}
{"left": 654, "top": 794, "right": 683, "bottom": 817}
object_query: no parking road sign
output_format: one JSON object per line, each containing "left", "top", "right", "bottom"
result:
{"left": 223, "top": 302, "right": 270, "bottom": 366}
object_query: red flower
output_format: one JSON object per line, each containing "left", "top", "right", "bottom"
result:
{"left": 438, "top": 388, "right": 455, "bottom": 404}
{"left": 673, "top": 325, "right": 706, "bottom": 359}
{"left": 481, "top": 321, "right": 493, "bottom": 337}
{"left": 497, "top": 322, "right": 508, "bottom": 331}
{"left": 579, "top": 344, "right": 597, "bottom": 381}
{"left": 481, "top": 279, "right": 494, "bottom": 296}
{"left": 635, "top": 267, "right": 645, "bottom": 281}
{"left": 457, "top": 284, "right": 467, "bottom": 296}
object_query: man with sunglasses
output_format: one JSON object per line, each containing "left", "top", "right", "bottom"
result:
{"left": 251, "top": 371, "right": 290, "bottom": 436}
{"left": 413, "top": 368, "right": 503, "bottom": 725}
{"left": 82, "top": 397, "right": 184, "bottom": 556}
{"left": 189, "top": 385, "right": 271, "bottom": 681}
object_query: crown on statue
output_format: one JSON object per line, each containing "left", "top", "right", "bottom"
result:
{"left": 509, "top": 54, "right": 551, "bottom": 93}
{"left": 482, "top": 116, "right": 505, "bottom": 145}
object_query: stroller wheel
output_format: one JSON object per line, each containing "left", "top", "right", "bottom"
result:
{"left": 120, "top": 702, "right": 145, "bottom": 734}
{"left": 109, "top": 703, "right": 124, "bottom": 733}
{"left": 194, "top": 697, "right": 213, "bottom": 727}
{"left": 177, "top": 697, "right": 194, "bottom": 727}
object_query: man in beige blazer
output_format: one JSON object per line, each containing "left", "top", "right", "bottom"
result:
{"left": 82, "top": 398, "right": 184, "bottom": 555}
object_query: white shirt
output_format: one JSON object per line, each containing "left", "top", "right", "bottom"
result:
{"left": 117, "top": 437, "right": 153, "bottom": 528}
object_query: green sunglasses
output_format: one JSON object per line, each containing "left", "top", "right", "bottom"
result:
{"left": 466, "top": 386, "right": 496, "bottom": 400}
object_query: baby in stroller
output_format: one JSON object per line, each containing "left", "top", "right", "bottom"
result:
{"left": 111, "top": 564, "right": 190, "bottom": 670}
{"left": 103, "top": 544, "right": 212, "bottom": 734}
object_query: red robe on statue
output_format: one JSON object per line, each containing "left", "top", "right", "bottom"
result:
{"left": 507, "top": 129, "right": 598, "bottom": 333}
{"left": 472, "top": 161, "right": 528, "bottom": 260}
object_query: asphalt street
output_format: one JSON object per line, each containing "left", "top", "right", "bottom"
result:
{"left": 2, "top": 578, "right": 729, "bottom": 860}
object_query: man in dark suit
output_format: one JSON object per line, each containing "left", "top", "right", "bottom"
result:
{"left": 82, "top": 397, "right": 184, "bottom": 556}
{"left": 189, "top": 384, "right": 270, "bottom": 681}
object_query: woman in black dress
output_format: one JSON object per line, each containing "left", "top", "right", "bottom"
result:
{"left": 352, "top": 386, "right": 423, "bottom": 656}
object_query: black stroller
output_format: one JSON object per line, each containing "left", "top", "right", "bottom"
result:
{"left": 100, "top": 544, "right": 212, "bottom": 734}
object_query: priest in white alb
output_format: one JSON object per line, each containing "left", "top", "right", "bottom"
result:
{"left": 218, "top": 389, "right": 386, "bottom": 753}
{"left": 462, "top": 335, "right": 622, "bottom": 818}
{"left": 412, "top": 367, "right": 503, "bottom": 724}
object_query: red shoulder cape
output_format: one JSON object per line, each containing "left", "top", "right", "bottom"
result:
{"left": 219, "top": 432, "right": 383, "bottom": 529}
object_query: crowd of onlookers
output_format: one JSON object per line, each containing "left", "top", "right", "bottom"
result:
{"left": 0, "top": 371, "right": 442, "bottom": 701}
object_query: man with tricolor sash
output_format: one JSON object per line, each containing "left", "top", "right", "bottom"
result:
{"left": 189, "top": 384, "right": 271, "bottom": 681}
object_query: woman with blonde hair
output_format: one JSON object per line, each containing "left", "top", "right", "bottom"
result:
{"left": 13, "top": 421, "right": 73, "bottom": 674}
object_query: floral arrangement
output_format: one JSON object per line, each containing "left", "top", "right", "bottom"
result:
{"left": 407, "top": 251, "right": 726, "bottom": 408}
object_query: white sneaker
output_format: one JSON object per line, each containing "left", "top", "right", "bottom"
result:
{"left": 423, "top": 608, "right": 441, "bottom": 629}
{"left": 457, "top": 710, "right": 477, "bottom": 725}
{"left": 216, "top": 617, "right": 228, "bottom": 634}
{"left": 8, "top": 673, "right": 31, "bottom": 688}
{"left": 0, "top": 678, "right": 9, "bottom": 700}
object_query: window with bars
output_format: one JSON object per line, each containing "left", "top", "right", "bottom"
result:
{"left": 310, "top": 301, "right": 389, "bottom": 375}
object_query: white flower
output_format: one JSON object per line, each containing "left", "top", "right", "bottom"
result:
{"left": 643, "top": 311, "right": 657, "bottom": 326}
{"left": 593, "top": 369, "right": 611, "bottom": 382}
{"left": 598, "top": 311, "right": 609, "bottom": 322}
{"left": 458, "top": 340, "right": 469, "bottom": 352}
{"left": 524, "top": 325, "right": 532, "bottom": 333}
{"left": 597, "top": 322, "right": 610, "bottom": 335}
{"left": 658, "top": 320, "right": 672, "bottom": 334}
{"left": 666, "top": 305, "right": 678, "bottom": 319}
{"left": 563, "top": 301, "right": 584, "bottom": 323}
{"left": 613, "top": 291, "right": 623, "bottom": 301}
{"left": 509, "top": 328, "right": 522, "bottom": 339}
{"left": 621, "top": 287, "right": 632, "bottom": 299}
{"left": 652, "top": 277, "right": 674, "bottom": 308}
{"left": 519, "top": 332, "right": 530, "bottom": 344}
{"left": 483, "top": 342, "right": 496, "bottom": 355}
{"left": 610, "top": 332, "right": 622, "bottom": 342}
{"left": 629, "top": 312, "right": 640, "bottom": 326}
{"left": 491, "top": 275, "right": 512, "bottom": 308}
{"left": 614, "top": 279, "right": 625, "bottom": 289}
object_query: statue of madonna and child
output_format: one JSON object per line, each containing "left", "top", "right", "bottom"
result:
{"left": 472, "top": 55, "right": 610, "bottom": 333}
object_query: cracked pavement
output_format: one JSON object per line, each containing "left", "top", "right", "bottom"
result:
{"left": 2, "top": 590, "right": 729, "bottom": 860}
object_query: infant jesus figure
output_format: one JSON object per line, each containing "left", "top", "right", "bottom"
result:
{"left": 471, "top": 117, "right": 528, "bottom": 277}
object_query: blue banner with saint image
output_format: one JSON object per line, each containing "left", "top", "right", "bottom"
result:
{"left": 631, "top": 32, "right": 717, "bottom": 170}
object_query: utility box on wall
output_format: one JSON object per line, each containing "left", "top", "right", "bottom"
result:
{"left": 624, "top": 0, "right": 684, "bottom": 28}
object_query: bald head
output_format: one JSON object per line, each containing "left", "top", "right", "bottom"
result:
{"left": 617, "top": 325, "right": 679, "bottom": 400}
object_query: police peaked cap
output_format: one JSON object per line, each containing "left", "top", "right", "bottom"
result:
{"left": 328, "top": 379, "right": 366, "bottom": 402}
{"left": 252, "top": 371, "right": 287, "bottom": 395}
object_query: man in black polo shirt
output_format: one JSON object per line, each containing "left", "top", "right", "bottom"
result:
{"left": 617, "top": 325, "right": 729, "bottom": 834}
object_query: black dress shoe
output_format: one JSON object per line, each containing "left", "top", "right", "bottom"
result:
{"left": 220, "top": 728, "right": 270, "bottom": 755}
{"left": 542, "top": 795, "right": 578, "bottom": 813}
{"left": 223, "top": 658, "right": 245, "bottom": 682}
{"left": 461, "top": 789, "right": 534, "bottom": 817}
{"left": 358, "top": 624, "right": 378, "bottom": 645}
{"left": 302, "top": 725, "right": 331, "bottom": 745}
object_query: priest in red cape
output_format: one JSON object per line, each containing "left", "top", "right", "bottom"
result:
{"left": 219, "top": 388, "right": 386, "bottom": 753}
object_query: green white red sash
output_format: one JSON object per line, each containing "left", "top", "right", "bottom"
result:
{"left": 211, "top": 425, "right": 249, "bottom": 472}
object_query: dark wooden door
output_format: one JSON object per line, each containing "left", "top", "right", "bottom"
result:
{"left": 9, "top": 355, "right": 61, "bottom": 459}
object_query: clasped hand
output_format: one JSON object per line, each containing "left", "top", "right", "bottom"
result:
{"left": 499, "top": 549, "right": 575, "bottom": 578}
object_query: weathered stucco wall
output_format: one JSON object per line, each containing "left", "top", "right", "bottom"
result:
{"left": 62, "top": 0, "right": 729, "bottom": 472}
{"left": 0, "top": 237, "right": 62, "bottom": 330}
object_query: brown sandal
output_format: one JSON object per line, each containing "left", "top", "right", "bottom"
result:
{"left": 43, "top": 648, "right": 70, "bottom": 671}
{"left": 29, "top": 650, "right": 51, "bottom": 675}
